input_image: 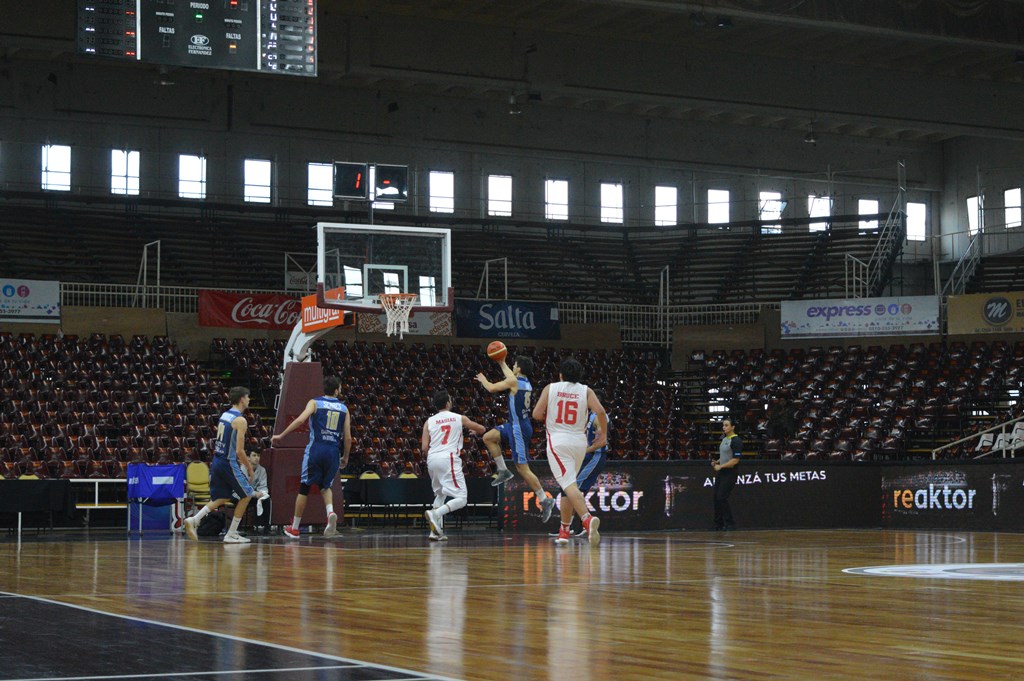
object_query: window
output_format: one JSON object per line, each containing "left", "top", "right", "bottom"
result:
{"left": 419, "top": 275, "right": 437, "bottom": 306}
{"left": 343, "top": 266, "right": 363, "bottom": 299}
{"left": 906, "top": 202, "right": 927, "bottom": 241}
{"left": 1005, "top": 188, "right": 1021, "bottom": 229}
{"left": 307, "top": 162, "right": 333, "bottom": 206}
{"left": 178, "top": 154, "right": 207, "bottom": 199}
{"left": 808, "top": 194, "right": 831, "bottom": 232}
{"left": 600, "top": 182, "right": 624, "bottom": 223}
{"left": 383, "top": 272, "right": 401, "bottom": 294}
{"left": 368, "top": 165, "right": 395, "bottom": 210}
{"left": 244, "top": 159, "right": 272, "bottom": 204}
{"left": 654, "top": 185, "right": 677, "bottom": 227}
{"left": 41, "top": 144, "right": 71, "bottom": 191}
{"left": 429, "top": 170, "right": 455, "bottom": 213}
{"left": 967, "top": 196, "right": 979, "bottom": 235}
{"left": 858, "top": 199, "right": 879, "bottom": 231}
{"left": 759, "top": 191, "right": 783, "bottom": 234}
{"left": 488, "top": 175, "right": 512, "bottom": 217}
{"left": 111, "top": 149, "right": 140, "bottom": 196}
{"left": 707, "top": 189, "right": 730, "bottom": 225}
{"left": 545, "top": 179, "right": 569, "bottom": 220}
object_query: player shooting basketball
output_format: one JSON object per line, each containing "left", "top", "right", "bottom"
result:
{"left": 475, "top": 353, "right": 557, "bottom": 523}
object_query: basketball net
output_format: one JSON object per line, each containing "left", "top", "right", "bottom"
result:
{"left": 378, "top": 293, "right": 418, "bottom": 339}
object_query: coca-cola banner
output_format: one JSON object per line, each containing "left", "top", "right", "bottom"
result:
{"left": 198, "top": 290, "right": 301, "bottom": 329}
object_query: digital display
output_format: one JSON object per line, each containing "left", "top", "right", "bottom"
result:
{"left": 77, "top": 0, "right": 316, "bottom": 77}
{"left": 333, "top": 162, "right": 369, "bottom": 200}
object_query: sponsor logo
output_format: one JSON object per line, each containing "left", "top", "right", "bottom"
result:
{"left": 17, "top": 285, "right": 30, "bottom": 297}
{"left": 231, "top": 296, "right": 300, "bottom": 326}
{"left": 191, "top": 34, "right": 210, "bottom": 46}
{"left": 892, "top": 484, "right": 977, "bottom": 510}
{"left": 478, "top": 302, "right": 537, "bottom": 331}
{"left": 523, "top": 486, "right": 644, "bottom": 513}
{"left": 2, "top": 285, "right": 14, "bottom": 297}
{"left": 983, "top": 296, "right": 1012, "bottom": 326}
{"left": 805, "top": 304, "right": 873, "bottom": 320}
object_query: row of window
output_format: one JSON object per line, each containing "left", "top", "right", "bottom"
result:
{"left": 44, "top": 144, "right": 1016, "bottom": 242}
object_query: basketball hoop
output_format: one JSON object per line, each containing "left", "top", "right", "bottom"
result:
{"left": 378, "top": 293, "right": 418, "bottom": 338}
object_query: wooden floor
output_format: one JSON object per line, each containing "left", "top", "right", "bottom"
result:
{"left": 2, "top": 528, "right": 1024, "bottom": 680}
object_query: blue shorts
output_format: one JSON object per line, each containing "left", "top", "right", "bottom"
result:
{"left": 497, "top": 420, "right": 533, "bottom": 464}
{"left": 210, "top": 458, "right": 255, "bottom": 502}
{"left": 576, "top": 449, "right": 607, "bottom": 493}
{"left": 301, "top": 443, "right": 341, "bottom": 490}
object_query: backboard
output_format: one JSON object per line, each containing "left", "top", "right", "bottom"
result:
{"left": 315, "top": 222, "right": 452, "bottom": 312}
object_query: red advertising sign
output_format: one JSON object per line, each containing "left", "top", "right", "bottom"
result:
{"left": 301, "top": 287, "right": 353, "bottom": 332}
{"left": 198, "top": 290, "right": 301, "bottom": 329}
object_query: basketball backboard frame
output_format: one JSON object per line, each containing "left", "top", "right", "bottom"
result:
{"left": 314, "top": 222, "right": 454, "bottom": 313}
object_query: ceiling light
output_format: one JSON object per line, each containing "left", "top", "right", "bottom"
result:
{"left": 804, "top": 130, "right": 817, "bottom": 144}
{"left": 508, "top": 94, "right": 522, "bottom": 116}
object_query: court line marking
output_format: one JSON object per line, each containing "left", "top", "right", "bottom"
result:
{"left": 8, "top": 665, "right": 369, "bottom": 681}
{"left": 0, "top": 590, "right": 462, "bottom": 681}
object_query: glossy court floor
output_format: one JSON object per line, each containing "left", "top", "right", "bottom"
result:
{"left": 2, "top": 527, "right": 1024, "bottom": 681}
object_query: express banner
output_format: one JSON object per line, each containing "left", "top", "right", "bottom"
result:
{"left": 198, "top": 290, "right": 300, "bottom": 329}
{"left": 0, "top": 278, "right": 60, "bottom": 324}
{"left": 501, "top": 461, "right": 879, "bottom": 531}
{"left": 947, "top": 291, "right": 1024, "bottom": 335}
{"left": 781, "top": 295, "right": 939, "bottom": 338}
{"left": 455, "top": 300, "right": 561, "bottom": 340}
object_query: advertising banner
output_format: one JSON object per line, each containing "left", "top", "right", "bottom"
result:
{"left": 947, "top": 291, "right": 1024, "bottom": 335}
{"left": 455, "top": 300, "right": 560, "bottom": 340}
{"left": 881, "top": 462, "right": 1024, "bottom": 530}
{"left": 780, "top": 295, "right": 939, "bottom": 338}
{"left": 501, "top": 461, "right": 879, "bottom": 532}
{"left": 300, "top": 287, "right": 353, "bottom": 333}
{"left": 0, "top": 278, "right": 61, "bottom": 324}
{"left": 358, "top": 310, "right": 453, "bottom": 336}
{"left": 198, "top": 290, "right": 300, "bottom": 329}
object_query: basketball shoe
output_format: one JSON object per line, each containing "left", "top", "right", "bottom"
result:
{"left": 583, "top": 515, "right": 600, "bottom": 546}
{"left": 539, "top": 496, "right": 556, "bottom": 523}
{"left": 183, "top": 516, "right": 198, "bottom": 541}
{"left": 424, "top": 508, "right": 442, "bottom": 536}
{"left": 223, "top": 532, "right": 250, "bottom": 544}
{"left": 324, "top": 512, "right": 338, "bottom": 538}
{"left": 283, "top": 526, "right": 301, "bottom": 539}
{"left": 491, "top": 469, "right": 515, "bottom": 487}
{"left": 555, "top": 525, "right": 571, "bottom": 544}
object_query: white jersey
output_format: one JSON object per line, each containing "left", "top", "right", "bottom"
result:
{"left": 545, "top": 381, "right": 590, "bottom": 437}
{"left": 426, "top": 410, "right": 464, "bottom": 459}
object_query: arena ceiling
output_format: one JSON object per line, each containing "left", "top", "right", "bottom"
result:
{"left": 2, "top": 0, "right": 1023, "bottom": 143}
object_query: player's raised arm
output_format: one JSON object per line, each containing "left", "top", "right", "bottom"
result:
{"left": 461, "top": 415, "right": 486, "bottom": 436}
{"left": 475, "top": 364, "right": 517, "bottom": 393}
{"left": 586, "top": 387, "right": 608, "bottom": 450}
{"left": 271, "top": 398, "right": 317, "bottom": 444}
{"left": 531, "top": 384, "right": 551, "bottom": 421}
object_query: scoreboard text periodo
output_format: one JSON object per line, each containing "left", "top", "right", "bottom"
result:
{"left": 77, "top": 0, "right": 316, "bottom": 77}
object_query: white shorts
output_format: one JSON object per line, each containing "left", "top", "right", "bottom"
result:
{"left": 427, "top": 451, "right": 467, "bottom": 501}
{"left": 545, "top": 432, "right": 587, "bottom": 491}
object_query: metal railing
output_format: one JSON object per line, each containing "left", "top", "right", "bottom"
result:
{"left": 844, "top": 254, "right": 869, "bottom": 299}
{"left": 61, "top": 282, "right": 300, "bottom": 314}
{"left": 941, "top": 231, "right": 983, "bottom": 298}
{"left": 931, "top": 415, "right": 1024, "bottom": 460}
{"left": 64, "top": 281, "right": 778, "bottom": 346}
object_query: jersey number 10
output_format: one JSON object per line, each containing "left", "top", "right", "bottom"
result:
{"left": 326, "top": 410, "right": 341, "bottom": 430}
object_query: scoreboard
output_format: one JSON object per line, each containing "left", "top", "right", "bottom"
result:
{"left": 77, "top": 0, "right": 316, "bottom": 77}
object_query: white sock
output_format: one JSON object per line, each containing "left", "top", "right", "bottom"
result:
{"left": 326, "top": 504, "right": 334, "bottom": 515}
{"left": 534, "top": 489, "right": 547, "bottom": 501}
{"left": 193, "top": 506, "right": 210, "bottom": 521}
{"left": 495, "top": 457, "right": 508, "bottom": 472}
{"left": 291, "top": 516, "right": 301, "bottom": 530}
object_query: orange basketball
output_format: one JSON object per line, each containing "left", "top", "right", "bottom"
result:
{"left": 487, "top": 341, "right": 508, "bottom": 362}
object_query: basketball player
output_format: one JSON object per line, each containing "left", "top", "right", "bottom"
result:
{"left": 184, "top": 386, "right": 263, "bottom": 544}
{"left": 551, "top": 390, "right": 610, "bottom": 538}
{"left": 422, "top": 389, "right": 486, "bottom": 541}
{"left": 271, "top": 376, "right": 351, "bottom": 539}
{"left": 475, "top": 356, "right": 557, "bottom": 523}
{"left": 532, "top": 357, "right": 607, "bottom": 545}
